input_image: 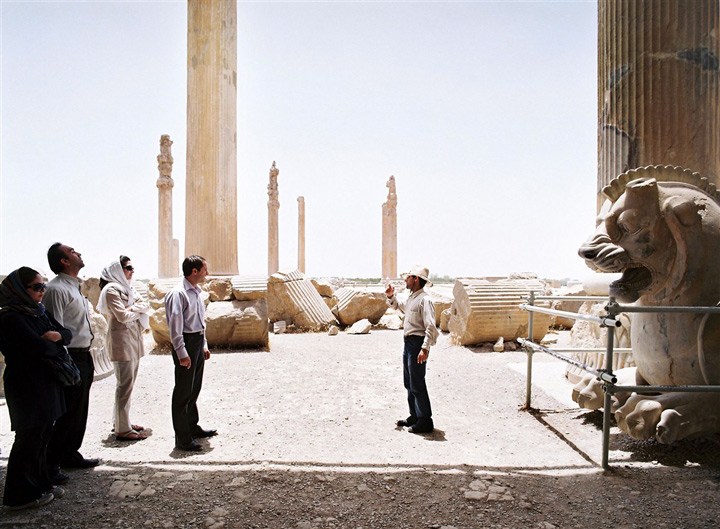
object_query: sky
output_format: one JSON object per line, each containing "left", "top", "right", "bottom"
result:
{"left": 1, "top": 0, "right": 599, "bottom": 282}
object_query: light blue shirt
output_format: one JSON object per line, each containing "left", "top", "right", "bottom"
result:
{"left": 164, "top": 278, "right": 208, "bottom": 359}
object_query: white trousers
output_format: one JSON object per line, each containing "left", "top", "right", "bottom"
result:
{"left": 113, "top": 358, "right": 140, "bottom": 434}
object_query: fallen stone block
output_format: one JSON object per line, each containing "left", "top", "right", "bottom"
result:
{"left": 205, "top": 299, "right": 269, "bottom": 347}
{"left": 268, "top": 269, "right": 337, "bottom": 331}
{"left": 232, "top": 276, "right": 267, "bottom": 301}
{"left": 448, "top": 276, "right": 553, "bottom": 346}
{"left": 207, "top": 277, "right": 234, "bottom": 301}
{"left": 347, "top": 319, "right": 371, "bottom": 334}
{"left": 333, "top": 287, "right": 389, "bottom": 326}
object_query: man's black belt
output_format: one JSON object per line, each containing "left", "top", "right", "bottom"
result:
{"left": 67, "top": 347, "right": 91, "bottom": 354}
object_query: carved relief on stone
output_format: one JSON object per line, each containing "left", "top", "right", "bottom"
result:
{"left": 268, "top": 161, "right": 280, "bottom": 276}
{"left": 268, "top": 161, "right": 279, "bottom": 206}
{"left": 382, "top": 175, "right": 398, "bottom": 279}
{"left": 577, "top": 165, "right": 720, "bottom": 443}
{"left": 156, "top": 134, "right": 174, "bottom": 186}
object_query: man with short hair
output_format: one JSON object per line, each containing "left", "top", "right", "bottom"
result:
{"left": 44, "top": 243, "right": 99, "bottom": 478}
{"left": 165, "top": 255, "right": 217, "bottom": 451}
{"left": 386, "top": 265, "right": 439, "bottom": 434}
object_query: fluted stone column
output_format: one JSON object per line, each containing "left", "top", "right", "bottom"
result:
{"left": 185, "top": 0, "right": 238, "bottom": 274}
{"left": 297, "top": 196, "right": 305, "bottom": 273}
{"left": 156, "top": 135, "right": 175, "bottom": 278}
{"left": 598, "top": 0, "right": 720, "bottom": 211}
{"left": 382, "top": 176, "right": 398, "bottom": 279}
{"left": 268, "top": 162, "right": 280, "bottom": 276}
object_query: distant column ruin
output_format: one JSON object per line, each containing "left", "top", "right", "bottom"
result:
{"left": 156, "top": 135, "right": 176, "bottom": 278}
{"left": 185, "top": 0, "right": 238, "bottom": 274}
{"left": 268, "top": 162, "right": 280, "bottom": 276}
{"left": 598, "top": 0, "right": 720, "bottom": 211}
{"left": 382, "top": 176, "right": 398, "bottom": 279}
{"left": 297, "top": 196, "right": 305, "bottom": 274}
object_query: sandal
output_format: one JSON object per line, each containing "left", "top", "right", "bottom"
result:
{"left": 116, "top": 429, "right": 147, "bottom": 441}
{"left": 112, "top": 424, "right": 145, "bottom": 432}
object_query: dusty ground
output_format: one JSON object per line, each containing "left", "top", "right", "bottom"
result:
{"left": 2, "top": 330, "right": 720, "bottom": 529}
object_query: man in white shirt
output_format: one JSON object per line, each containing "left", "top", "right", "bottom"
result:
{"left": 386, "top": 265, "right": 439, "bottom": 434}
{"left": 44, "top": 243, "right": 99, "bottom": 479}
{"left": 164, "top": 255, "right": 216, "bottom": 451}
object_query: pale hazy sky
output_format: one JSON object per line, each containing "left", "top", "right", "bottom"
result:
{"left": 1, "top": 0, "right": 598, "bottom": 281}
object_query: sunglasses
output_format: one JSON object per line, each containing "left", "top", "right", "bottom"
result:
{"left": 27, "top": 283, "right": 47, "bottom": 292}
{"left": 123, "top": 266, "right": 134, "bottom": 272}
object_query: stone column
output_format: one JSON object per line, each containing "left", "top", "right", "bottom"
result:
{"left": 598, "top": 0, "right": 720, "bottom": 211}
{"left": 268, "top": 161, "right": 280, "bottom": 276}
{"left": 185, "top": 0, "right": 238, "bottom": 274}
{"left": 297, "top": 196, "right": 305, "bottom": 273}
{"left": 172, "top": 239, "right": 180, "bottom": 277}
{"left": 382, "top": 175, "right": 398, "bottom": 279}
{"left": 156, "top": 135, "right": 175, "bottom": 278}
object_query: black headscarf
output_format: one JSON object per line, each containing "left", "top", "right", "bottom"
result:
{"left": 0, "top": 268, "right": 45, "bottom": 318}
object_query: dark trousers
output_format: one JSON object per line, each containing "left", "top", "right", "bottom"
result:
{"left": 47, "top": 348, "right": 94, "bottom": 467}
{"left": 171, "top": 332, "right": 205, "bottom": 445}
{"left": 403, "top": 335, "right": 432, "bottom": 422}
{"left": 3, "top": 423, "right": 53, "bottom": 506}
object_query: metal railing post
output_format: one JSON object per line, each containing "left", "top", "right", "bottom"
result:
{"left": 601, "top": 297, "right": 617, "bottom": 470}
{"left": 525, "top": 291, "right": 535, "bottom": 409}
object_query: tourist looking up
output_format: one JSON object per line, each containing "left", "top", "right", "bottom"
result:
{"left": 386, "top": 265, "right": 439, "bottom": 434}
{"left": 97, "top": 256, "right": 151, "bottom": 442}
{"left": 0, "top": 267, "right": 70, "bottom": 510}
{"left": 44, "top": 243, "right": 99, "bottom": 479}
{"left": 164, "top": 255, "right": 217, "bottom": 452}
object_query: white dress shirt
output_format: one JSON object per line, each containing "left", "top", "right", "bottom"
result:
{"left": 43, "top": 273, "right": 94, "bottom": 348}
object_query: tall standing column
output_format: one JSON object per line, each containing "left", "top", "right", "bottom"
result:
{"left": 598, "top": 0, "right": 720, "bottom": 211}
{"left": 382, "top": 175, "right": 398, "bottom": 279}
{"left": 156, "top": 135, "right": 176, "bottom": 278}
{"left": 297, "top": 196, "right": 305, "bottom": 273}
{"left": 268, "top": 162, "right": 280, "bottom": 276}
{"left": 185, "top": 0, "right": 238, "bottom": 274}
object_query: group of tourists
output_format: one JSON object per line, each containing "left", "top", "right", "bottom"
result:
{"left": 1, "top": 243, "right": 437, "bottom": 513}
{"left": 0, "top": 245, "right": 216, "bottom": 511}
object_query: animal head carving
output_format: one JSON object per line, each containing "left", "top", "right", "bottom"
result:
{"left": 579, "top": 166, "right": 720, "bottom": 303}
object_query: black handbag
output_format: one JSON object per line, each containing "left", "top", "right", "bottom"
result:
{"left": 44, "top": 348, "right": 82, "bottom": 387}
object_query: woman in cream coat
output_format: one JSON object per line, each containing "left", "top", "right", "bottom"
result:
{"left": 97, "top": 256, "right": 150, "bottom": 441}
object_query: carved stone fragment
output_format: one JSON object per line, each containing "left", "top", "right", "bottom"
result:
{"left": 205, "top": 300, "right": 269, "bottom": 347}
{"left": 578, "top": 165, "right": 720, "bottom": 442}
{"left": 231, "top": 277, "right": 267, "bottom": 301}
{"left": 267, "top": 269, "right": 337, "bottom": 331}
{"left": 332, "top": 287, "right": 388, "bottom": 326}
{"left": 347, "top": 319, "right": 371, "bottom": 335}
{"left": 207, "top": 277, "right": 234, "bottom": 301}
{"left": 448, "top": 277, "right": 552, "bottom": 346}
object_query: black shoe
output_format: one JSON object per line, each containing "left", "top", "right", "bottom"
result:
{"left": 48, "top": 486, "right": 65, "bottom": 499}
{"left": 6, "top": 492, "right": 54, "bottom": 511}
{"left": 396, "top": 416, "right": 418, "bottom": 428}
{"left": 61, "top": 457, "right": 99, "bottom": 469}
{"left": 175, "top": 440, "right": 203, "bottom": 452}
{"left": 192, "top": 428, "right": 218, "bottom": 438}
{"left": 50, "top": 472, "right": 69, "bottom": 485}
{"left": 408, "top": 419, "right": 434, "bottom": 434}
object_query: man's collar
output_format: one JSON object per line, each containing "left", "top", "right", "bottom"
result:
{"left": 182, "top": 277, "right": 201, "bottom": 292}
{"left": 58, "top": 272, "right": 82, "bottom": 284}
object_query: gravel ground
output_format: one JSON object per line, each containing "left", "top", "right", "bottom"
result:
{"left": 1, "top": 330, "right": 720, "bottom": 528}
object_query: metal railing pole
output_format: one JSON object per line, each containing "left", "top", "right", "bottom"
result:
{"left": 601, "top": 297, "right": 617, "bottom": 470}
{"left": 525, "top": 291, "right": 535, "bottom": 409}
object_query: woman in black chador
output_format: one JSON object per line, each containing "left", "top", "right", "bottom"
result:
{"left": 0, "top": 267, "right": 71, "bottom": 511}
